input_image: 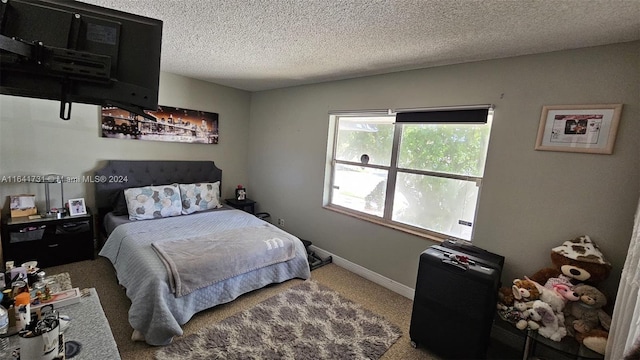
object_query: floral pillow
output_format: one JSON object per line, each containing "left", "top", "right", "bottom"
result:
{"left": 124, "top": 184, "right": 182, "bottom": 220}
{"left": 179, "top": 182, "right": 222, "bottom": 214}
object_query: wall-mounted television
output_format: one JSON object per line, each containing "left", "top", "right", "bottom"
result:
{"left": 0, "top": 0, "right": 162, "bottom": 120}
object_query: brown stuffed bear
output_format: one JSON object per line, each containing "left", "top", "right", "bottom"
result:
{"left": 529, "top": 235, "right": 612, "bottom": 289}
{"left": 498, "top": 278, "right": 540, "bottom": 306}
{"left": 512, "top": 278, "right": 541, "bottom": 302}
{"left": 564, "top": 284, "right": 611, "bottom": 355}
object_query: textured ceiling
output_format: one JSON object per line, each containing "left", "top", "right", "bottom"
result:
{"left": 79, "top": 0, "right": 640, "bottom": 91}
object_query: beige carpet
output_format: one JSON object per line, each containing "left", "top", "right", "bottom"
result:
{"left": 47, "top": 257, "right": 441, "bottom": 359}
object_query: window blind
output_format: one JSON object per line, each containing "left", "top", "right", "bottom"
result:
{"left": 395, "top": 107, "right": 490, "bottom": 124}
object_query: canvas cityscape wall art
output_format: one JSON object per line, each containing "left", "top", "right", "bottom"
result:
{"left": 101, "top": 105, "right": 219, "bottom": 144}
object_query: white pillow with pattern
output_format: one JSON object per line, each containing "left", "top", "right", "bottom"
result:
{"left": 124, "top": 184, "right": 182, "bottom": 220}
{"left": 179, "top": 182, "right": 222, "bottom": 214}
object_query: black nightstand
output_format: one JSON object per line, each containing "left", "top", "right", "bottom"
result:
{"left": 1, "top": 210, "right": 95, "bottom": 267}
{"left": 225, "top": 198, "right": 256, "bottom": 214}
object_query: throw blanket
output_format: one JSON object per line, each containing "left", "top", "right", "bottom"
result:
{"left": 152, "top": 225, "right": 295, "bottom": 297}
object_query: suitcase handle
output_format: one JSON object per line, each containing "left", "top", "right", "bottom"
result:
{"left": 442, "top": 258, "right": 469, "bottom": 271}
{"left": 445, "top": 239, "right": 483, "bottom": 254}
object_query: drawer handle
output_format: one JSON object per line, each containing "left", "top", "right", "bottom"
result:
{"left": 48, "top": 244, "right": 59, "bottom": 248}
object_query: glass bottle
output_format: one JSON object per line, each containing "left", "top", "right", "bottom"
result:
{"left": 32, "top": 271, "right": 47, "bottom": 302}
{"left": 0, "top": 304, "right": 8, "bottom": 351}
{"left": 1, "top": 290, "right": 15, "bottom": 330}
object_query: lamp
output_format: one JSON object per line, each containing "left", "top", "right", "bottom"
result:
{"left": 42, "top": 174, "right": 65, "bottom": 216}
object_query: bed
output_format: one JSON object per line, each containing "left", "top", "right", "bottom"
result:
{"left": 95, "top": 160, "right": 311, "bottom": 346}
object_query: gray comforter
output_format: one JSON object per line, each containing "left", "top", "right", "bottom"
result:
{"left": 99, "top": 209, "right": 310, "bottom": 345}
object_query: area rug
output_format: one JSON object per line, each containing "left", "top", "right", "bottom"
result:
{"left": 155, "top": 280, "right": 402, "bottom": 360}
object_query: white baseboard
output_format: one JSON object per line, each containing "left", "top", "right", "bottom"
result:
{"left": 309, "top": 245, "right": 415, "bottom": 300}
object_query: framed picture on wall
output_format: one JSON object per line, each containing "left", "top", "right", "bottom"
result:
{"left": 535, "top": 104, "right": 623, "bottom": 154}
{"left": 100, "top": 105, "right": 219, "bottom": 144}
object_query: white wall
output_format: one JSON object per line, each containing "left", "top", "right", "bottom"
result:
{"left": 247, "top": 42, "right": 640, "bottom": 298}
{"left": 0, "top": 72, "right": 251, "bottom": 213}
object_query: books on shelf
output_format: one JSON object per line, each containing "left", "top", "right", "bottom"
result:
{"left": 31, "top": 287, "right": 81, "bottom": 311}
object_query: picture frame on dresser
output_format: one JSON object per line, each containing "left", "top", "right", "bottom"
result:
{"left": 68, "top": 198, "right": 87, "bottom": 216}
{"left": 9, "top": 194, "right": 37, "bottom": 218}
{"left": 235, "top": 187, "right": 247, "bottom": 201}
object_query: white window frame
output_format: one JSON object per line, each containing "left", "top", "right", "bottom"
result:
{"left": 323, "top": 106, "right": 493, "bottom": 242}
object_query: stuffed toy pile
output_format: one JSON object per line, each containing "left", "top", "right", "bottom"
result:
{"left": 496, "top": 235, "right": 612, "bottom": 355}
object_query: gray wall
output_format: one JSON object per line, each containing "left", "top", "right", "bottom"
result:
{"left": 1, "top": 42, "right": 637, "bottom": 299}
{"left": 0, "top": 72, "right": 251, "bottom": 215}
{"left": 247, "top": 41, "right": 640, "bottom": 298}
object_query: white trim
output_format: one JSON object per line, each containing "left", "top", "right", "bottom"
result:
{"left": 309, "top": 245, "right": 415, "bottom": 300}
{"left": 328, "top": 109, "right": 389, "bottom": 116}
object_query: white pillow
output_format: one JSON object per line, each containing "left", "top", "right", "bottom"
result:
{"left": 179, "top": 182, "right": 222, "bottom": 214}
{"left": 124, "top": 184, "right": 182, "bottom": 220}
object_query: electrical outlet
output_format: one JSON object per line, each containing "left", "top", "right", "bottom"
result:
{"left": 277, "top": 218, "right": 285, "bottom": 227}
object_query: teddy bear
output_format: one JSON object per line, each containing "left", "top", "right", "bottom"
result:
{"left": 496, "top": 278, "right": 542, "bottom": 328}
{"left": 529, "top": 235, "right": 612, "bottom": 289}
{"left": 498, "top": 287, "right": 516, "bottom": 307}
{"left": 498, "top": 278, "right": 541, "bottom": 307}
{"left": 563, "top": 284, "right": 611, "bottom": 355}
{"left": 512, "top": 278, "right": 541, "bottom": 302}
{"left": 497, "top": 279, "right": 540, "bottom": 330}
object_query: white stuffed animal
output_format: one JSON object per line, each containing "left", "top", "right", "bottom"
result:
{"left": 533, "top": 300, "right": 567, "bottom": 341}
{"left": 514, "top": 301, "right": 540, "bottom": 330}
{"left": 527, "top": 277, "right": 566, "bottom": 313}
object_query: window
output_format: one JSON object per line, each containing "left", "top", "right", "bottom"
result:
{"left": 325, "top": 106, "right": 493, "bottom": 241}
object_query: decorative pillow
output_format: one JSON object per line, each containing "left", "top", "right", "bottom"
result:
{"left": 179, "top": 182, "right": 222, "bottom": 214}
{"left": 124, "top": 184, "right": 182, "bottom": 220}
{"left": 108, "top": 190, "right": 128, "bottom": 216}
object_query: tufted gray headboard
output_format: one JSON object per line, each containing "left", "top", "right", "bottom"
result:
{"left": 94, "top": 160, "right": 222, "bottom": 227}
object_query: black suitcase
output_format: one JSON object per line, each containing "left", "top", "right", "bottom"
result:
{"left": 409, "top": 245, "right": 502, "bottom": 359}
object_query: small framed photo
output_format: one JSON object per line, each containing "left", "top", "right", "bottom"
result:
{"left": 235, "top": 187, "right": 247, "bottom": 201}
{"left": 68, "top": 198, "right": 87, "bottom": 216}
{"left": 9, "top": 194, "right": 37, "bottom": 218}
{"left": 535, "top": 104, "right": 623, "bottom": 154}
